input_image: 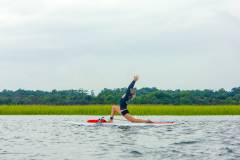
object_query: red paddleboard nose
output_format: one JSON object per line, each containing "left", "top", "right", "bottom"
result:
{"left": 87, "top": 118, "right": 107, "bottom": 123}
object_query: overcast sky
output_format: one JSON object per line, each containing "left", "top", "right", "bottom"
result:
{"left": 0, "top": 0, "right": 239, "bottom": 92}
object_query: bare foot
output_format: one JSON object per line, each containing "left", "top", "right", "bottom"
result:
{"left": 108, "top": 120, "right": 113, "bottom": 123}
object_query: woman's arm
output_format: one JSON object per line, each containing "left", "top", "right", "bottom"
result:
{"left": 125, "top": 75, "right": 139, "bottom": 96}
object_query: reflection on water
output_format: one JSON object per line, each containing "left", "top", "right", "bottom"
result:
{"left": 0, "top": 116, "right": 240, "bottom": 160}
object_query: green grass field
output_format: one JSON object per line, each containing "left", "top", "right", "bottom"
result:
{"left": 0, "top": 105, "right": 240, "bottom": 115}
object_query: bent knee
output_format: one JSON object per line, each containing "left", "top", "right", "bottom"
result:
{"left": 112, "top": 105, "right": 120, "bottom": 111}
{"left": 112, "top": 105, "right": 118, "bottom": 109}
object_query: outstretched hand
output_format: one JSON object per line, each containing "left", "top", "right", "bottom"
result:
{"left": 133, "top": 75, "right": 139, "bottom": 81}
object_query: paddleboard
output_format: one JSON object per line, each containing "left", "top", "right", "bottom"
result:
{"left": 69, "top": 121, "right": 176, "bottom": 127}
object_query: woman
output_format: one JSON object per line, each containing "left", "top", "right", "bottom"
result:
{"left": 109, "top": 75, "right": 152, "bottom": 123}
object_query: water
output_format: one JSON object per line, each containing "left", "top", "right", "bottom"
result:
{"left": 0, "top": 116, "right": 240, "bottom": 160}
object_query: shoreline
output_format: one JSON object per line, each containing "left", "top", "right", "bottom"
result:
{"left": 0, "top": 105, "right": 240, "bottom": 115}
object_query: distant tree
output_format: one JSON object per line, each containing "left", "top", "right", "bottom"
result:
{"left": 0, "top": 86, "right": 240, "bottom": 105}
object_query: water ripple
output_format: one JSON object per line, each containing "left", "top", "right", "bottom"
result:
{"left": 0, "top": 116, "right": 240, "bottom": 160}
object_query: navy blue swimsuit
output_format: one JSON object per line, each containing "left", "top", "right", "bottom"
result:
{"left": 120, "top": 80, "right": 136, "bottom": 116}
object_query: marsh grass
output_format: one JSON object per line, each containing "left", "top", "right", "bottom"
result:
{"left": 129, "top": 105, "right": 240, "bottom": 115}
{"left": 0, "top": 105, "right": 240, "bottom": 115}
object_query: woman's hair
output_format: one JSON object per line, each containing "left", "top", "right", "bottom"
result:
{"left": 130, "top": 88, "right": 137, "bottom": 96}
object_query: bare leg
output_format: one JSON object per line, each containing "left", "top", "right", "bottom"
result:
{"left": 109, "top": 105, "right": 121, "bottom": 122}
{"left": 123, "top": 114, "right": 152, "bottom": 123}
{"left": 109, "top": 105, "right": 152, "bottom": 123}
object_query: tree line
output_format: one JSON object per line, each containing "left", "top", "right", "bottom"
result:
{"left": 0, "top": 87, "right": 239, "bottom": 105}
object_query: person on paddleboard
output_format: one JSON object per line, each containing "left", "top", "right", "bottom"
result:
{"left": 109, "top": 75, "right": 153, "bottom": 123}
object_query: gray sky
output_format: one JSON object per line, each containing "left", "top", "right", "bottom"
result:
{"left": 0, "top": 0, "right": 240, "bottom": 92}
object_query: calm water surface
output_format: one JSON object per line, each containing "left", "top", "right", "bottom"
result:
{"left": 0, "top": 116, "right": 240, "bottom": 160}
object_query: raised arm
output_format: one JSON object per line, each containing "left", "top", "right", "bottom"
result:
{"left": 126, "top": 75, "right": 139, "bottom": 95}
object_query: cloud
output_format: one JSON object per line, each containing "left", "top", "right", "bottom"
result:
{"left": 0, "top": 0, "right": 239, "bottom": 91}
